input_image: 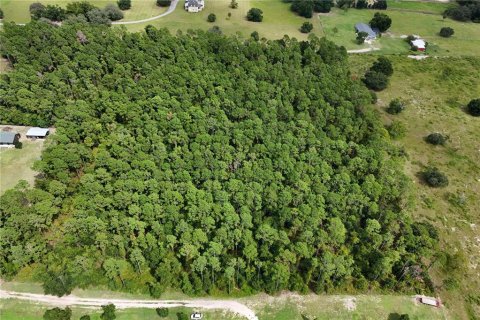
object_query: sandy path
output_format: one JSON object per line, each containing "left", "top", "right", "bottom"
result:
{"left": 0, "top": 289, "right": 258, "bottom": 320}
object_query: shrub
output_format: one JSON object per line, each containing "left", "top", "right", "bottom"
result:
{"left": 422, "top": 167, "right": 449, "bottom": 187}
{"left": 100, "top": 304, "right": 116, "bottom": 320}
{"left": 176, "top": 312, "right": 188, "bottom": 320}
{"left": 209, "top": 25, "right": 222, "bottom": 34}
{"left": 30, "top": 2, "right": 46, "bottom": 19}
{"left": 86, "top": 8, "right": 111, "bottom": 25}
{"left": 15, "top": 141, "right": 23, "bottom": 149}
{"left": 363, "top": 70, "right": 389, "bottom": 91}
{"left": 156, "top": 308, "right": 169, "bottom": 317}
{"left": 250, "top": 31, "right": 259, "bottom": 41}
{"left": 246, "top": 8, "right": 263, "bottom": 22}
{"left": 117, "top": 0, "right": 131, "bottom": 10}
{"left": 0, "top": 8, "right": 4, "bottom": 19}
{"left": 439, "top": 27, "right": 454, "bottom": 37}
{"left": 314, "top": 0, "right": 333, "bottom": 13}
{"left": 467, "top": 98, "right": 480, "bottom": 116}
{"left": 43, "top": 307, "right": 72, "bottom": 320}
{"left": 103, "top": 4, "right": 124, "bottom": 21}
{"left": 356, "top": 31, "right": 368, "bottom": 44}
{"left": 300, "top": 21, "right": 313, "bottom": 33}
{"left": 291, "top": 0, "right": 313, "bottom": 18}
{"left": 369, "top": 12, "right": 392, "bottom": 32}
{"left": 386, "top": 120, "right": 406, "bottom": 139}
{"left": 66, "top": 1, "right": 97, "bottom": 15}
{"left": 370, "top": 56, "right": 393, "bottom": 76}
{"left": 230, "top": 0, "right": 238, "bottom": 9}
{"left": 386, "top": 98, "right": 405, "bottom": 114}
{"left": 370, "top": 90, "right": 378, "bottom": 104}
{"left": 207, "top": 13, "right": 216, "bottom": 22}
{"left": 425, "top": 132, "right": 448, "bottom": 145}
{"left": 156, "top": 0, "right": 171, "bottom": 7}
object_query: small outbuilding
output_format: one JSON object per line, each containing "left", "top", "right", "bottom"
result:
{"left": 355, "top": 23, "right": 377, "bottom": 40}
{"left": 0, "top": 132, "right": 20, "bottom": 148}
{"left": 26, "top": 127, "right": 50, "bottom": 139}
{"left": 411, "top": 38, "right": 426, "bottom": 51}
{"left": 417, "top": 295, "right": 441, "bottom": 307}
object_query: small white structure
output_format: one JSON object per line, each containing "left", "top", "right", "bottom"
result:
{"left": 26, "top": 127, "right": 50, "bottom": 139}
{"left": 190, "top": 312, "right": 203, "bottom": 320}
{"left": 418, "top": 296, "right": 440, "bottom": 307}
{"left": 411, "top": 38, "right": 426, "bottom": 51}
{"left": 185, "top": 0, "right": 204, "bottom": 12}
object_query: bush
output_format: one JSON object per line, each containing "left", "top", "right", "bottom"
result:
{"left": 86, "top": 8, "right": 111, "bottom": 25}
{"left": 370, "top": 56, "right": 393, "bottom": 76}
{"left": 356, "top": 31, "right": 368, "bottom": 44}
{"left": 207, "top": 13, "right": 216, "bottom": 22}
{"left": 230, "top": 0, "right": 238, "bottom": 9}
{"left": 425, "top": 132, "right": 448, "bottom": 145}
{"left": 30, "top": 2, "right": 46, "bottom": 19}
{"left": 208, "top": 25, "right": 222, "bottom": 34}
{"left": 246, "top": 8, "right": 263, "bottom": 22}
{"left": 363, "top": 70, "right": 389, "bottom": 91}
{"left": 370, "top": 90, "right": 378, "bottom": 104}
{"left": 422, "top": 167, "right": 449, "bottom": 188}
{"left": 314, "top": 0, "right": 333, "bottom": 13}
{"left": 156, "top": 308, "right": 169, "bottom": 317}
{"left": 176, "top": 312, "right": 188, "bottom": 320}
{"left": 0, "top": 8, "right": 4, "bottom": 19}
{"left": 467, "top": 98, "right": 480, "bottom": 116}
{"left": 43, "top": 307, "right": 72, "bottom": 320}
{"left": 80, "top": 316, "right": 91, "bottom": 320}
{"left": 103, "top": 4, "right": 124, "bottom": 21}
{"left": 251, "top": 31, "right": 259, "bottom": 41}
{"left": 100, "top": 304, "right": 116, "bottom": 320}
{"left": 369, "top": 12, "right": 392, "bottom": 32}
{"left": 386, "top": 98, "right": 405, "bottom": 114}
{"left": 439, "top": 27, "right": 454, "bottom": 37}
{"left": 156, "top": 0, "right": 171, "bottom": 7}
{"left": 117, "top": 0, "right": 131, "bottom": 10}
{"left": 300, "top": 21, "right": 313, "bottom": 33}
{"left": 66, "top": 1, "right": 97, "bottom": 15}
{"left": 386, "top": 120, "right": 406, "bottom": 139}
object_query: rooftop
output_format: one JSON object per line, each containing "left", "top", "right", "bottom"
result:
{"left": 0, "top": 132, "right": 18, "bottom": 144}
{"left": 355, "top": 23, "right": 377, "bottom": 39}
{"left": 26, "top": 127, "right": 49, "bottom": 137}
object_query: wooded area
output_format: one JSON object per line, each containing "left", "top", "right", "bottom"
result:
{"left": 0, "top": 22, "right": 438, "bottom": 296}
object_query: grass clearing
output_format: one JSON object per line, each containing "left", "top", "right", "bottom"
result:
{"left": 0, "top": 126, "right": 47, "bottom": 194}
{"left": 348, "top": 55, "right": 480, "bottom": 320}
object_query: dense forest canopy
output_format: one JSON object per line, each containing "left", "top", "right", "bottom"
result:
{"left": 0, "top": 22, "right": 437, "bottom": 296}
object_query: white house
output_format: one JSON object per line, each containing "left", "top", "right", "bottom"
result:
{"left": 185, "top": 0, "right": 204, "bottom": 12}
{"left": 411, "top": 39, "right": 426, "bottom": 51}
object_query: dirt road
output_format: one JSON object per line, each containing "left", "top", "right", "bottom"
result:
{"left": 0, "top": 288, "right": 258, "bottom": 320}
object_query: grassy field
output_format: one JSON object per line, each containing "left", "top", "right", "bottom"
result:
{"left": 348, "top": 55, "right": 480, "bottom": 320}
{"left": 0, "top": 126, "right": 47, "bottom": 195}
{"left": 0, "top": 0, "right": 167, "bottom": 23}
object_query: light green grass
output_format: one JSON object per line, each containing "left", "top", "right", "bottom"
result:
{"left": 387, "top": 0, "right": 450, "bottom": 14}
{"left": 0, "top": 0, "right": 167, "bottom": 23}
{"left": 348, "top": 55, "right": 480, "bottom": 320}
{"left": 0, "top": 139, "right": 43, "bottom": 195}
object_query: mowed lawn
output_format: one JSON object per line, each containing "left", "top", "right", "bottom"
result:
{"left": 320, "top": 7, "right": 480, "bottom": 55}
{"left": 349, "top": 55, "right": 480, "bottom": 319}
{"left": 0, "top": 0, "right": 167, "bottom": 23}
{"left": 0, "top": 139, "right": 44, "bottom": 195}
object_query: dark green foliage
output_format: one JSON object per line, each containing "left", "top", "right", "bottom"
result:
{"left": 422, "top": 167, "right": 449, "bottom": 188}
{"left": 386, "top": 120, "right": 406, "bottom": 139}
{"left": 467, "top": 98, "right": 480, "bottom": 116}
{"left": 444, "top": 1, "right": 480, "bottom": 22}
{"left": 369, "top": 12, "right": 392, "bottom": 32}
{"left": 314, "top": 0, "right": 333, "bottom": 13}
{"left": 85, "top": 8, "right": 111, "bottom": 25}
{"left": 250, "top": 31, "right": 259, "bottom": 41}
{"left": 291, "top": 0, "right": 313, "bottom": 18}
{"left": 66, "top": 1, "right": 96, "bottom": 15}
{"left": 425, "top": 133, "right": 448, "bottom": 145}
{"left": 386, "top": 98, "right": 405, "bottom": 114}
{"left": 356, "top": 31, "right": 368, "bottom": 44}
{"left": 439, "top": 27, "right": 454, "bottom": 37}
{"left": 30, "top": 2, "right": 46, "bottom": 20}
{"left": 104, "top": 4, "right": 124, "bottom": 21}
{"left": 176, "top": 312, "right": 188, "bottom": 320}
{"left": 156, "top": 308, "right": 169, "bottom": 317}
{"left": 363, "top": 70, "right": 389, "bottom": 91}
{"left": 101, "top": 304, "right": 116, "bottom": 320}
{"left": 207, "top": 13, "right": 216, "bottom": 22}
{"left": 0, "top": 8, "right": 4, "bottom": 19}
{"left": 370, "top": 57, "right": 393, "bottom": 77}
{"left": 208, "top": 25, "right": 222, "bottom": 34}
{"left": 355, "top": 0, "right": 368, "bottom": 9}
{"left": 371, "top": 0, "right": 387, "bottom": 10}
{"left": 0, "top": 23, "right": 437, "bottom": 296}
{"left": 336, "top": 0, "right": 353, "bottom": 8}
{"left": 300, "top": 21, "right": 313, "bottom": 33}
{"left": 43, "top": 307, "right": 72, "bottom": 320}
{"left": 38, "top": 5, "right": 67, "bottom": 21}
{"left": 15, "top": 141, "right": 23, "bottom": 149}
{"left": 117, "top": 0, "right": 131, "bottom": 10}
{"left": 157, "top": 0, "right": 171, "bottom": 6}
{"left": 80, "top": 316, "right": 91, "bottom": 320}
{"left": 247, "top": 8, "right": 263, "bottom": 21}
{"left": 230, "top": 0, "right": 238, "bottom": 9}
{"left": 369, "top": 91, "right": 378, "bottom": 104}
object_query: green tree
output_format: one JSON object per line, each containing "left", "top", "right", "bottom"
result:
{"left": 207, "top": 13, "right": 216, "bottom": 22}
{"left": 300, "top": 21, "right": 313, "bottom": 33}
{"left": 369, "top": 12, "right": 392, "bottom": 32}
{"left": 363, "top": 70, "right": 389, "bottom": 91}
{"left": 386, "top": 98, "right": 405, "bottom": 114}
{"left": 467, "top": 98, "right": 480, "bottom": 116}
{"left": 117, "top": 0, "right": 132, "bottom": 10}
{"left": 43, "top": 307, "right": 72, "bottom": 320}
{"left": 85, "top": 8, "right": 111, "bottom": 24}
{"left": 356, "top": 31, "right": 368, "bottom": 44}
{"left": 386, "top": 120, "right": 406, "bottom": 139}
{"left": 101, "top": 304, "right": 116, "bottom": 320}
{"left": 425, "top": 133, "right": 448, "bottom": 145}
{"left": 103, "top": 4, "right": 124, "bottom": 21}
{"left": 291, "top": 0, "right": 313, "bottom": 18}
{"left": 439, "top": 27, "right": 454, "bottom": 37}
{"left": 156, "top": 308, "right": 169, "bottom": 317}
{"left": 66, "top": 1, "right": 96, "bottom": 15}
{"left": 246, "top": 8, "right": 263, "bottom": 22}
{"left": 230, "top": 0, "right": 238, "bottom": 9}
{"left": 156, "top": 0, "right": 171, "bottom": 7}
{"left": 422, "top": 167, "right": 449, "bottom": 187}
{"left": 176, "top": 312, "right": 188, "bottom": 320}
{"left": 370, "top": 57, "right": 393, "bottom": 76}
{"left": 0, "top": 8, "right": 3, "bottom": 19}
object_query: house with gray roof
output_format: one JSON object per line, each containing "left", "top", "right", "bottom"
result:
{"left": 355, "top": 23, "right": 377, "bottom": 40}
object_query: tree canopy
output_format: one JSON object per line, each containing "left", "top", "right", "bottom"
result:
{"left": 0, "top": 22, "right": 437, "bottom": 296}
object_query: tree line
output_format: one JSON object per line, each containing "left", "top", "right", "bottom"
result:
{"left": 0, "top": 21, "right": 438, "bottom": 297}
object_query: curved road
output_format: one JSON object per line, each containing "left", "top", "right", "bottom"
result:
{"left": 112, "top": 0, "right": 180, "bottom": 25}
{"left": 0, "top": 288, "right": 258, "bottom": 320}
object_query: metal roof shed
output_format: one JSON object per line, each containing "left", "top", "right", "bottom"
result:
{"left": 354, "top": 23, "right": 377, "bottom": 39}
{"left": 26, "top": 127, "right": 50, "bottom": 138}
